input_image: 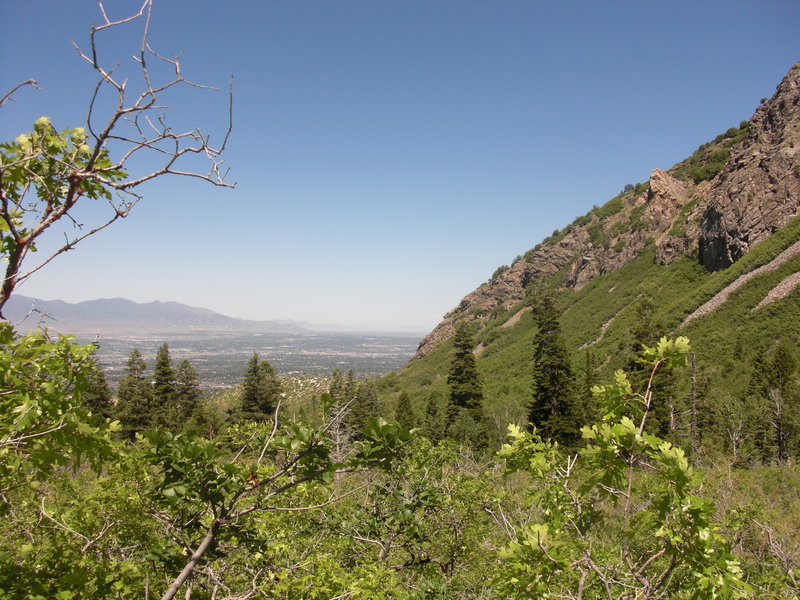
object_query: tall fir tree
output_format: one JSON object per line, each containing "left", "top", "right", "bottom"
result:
{"left": 394, "top": 391, "right": 417, "bottom": 431}
{"left": 237, "top": 352, "right": 281, "bottom": 422}
{"left": 84, "top": 360, "right": 113, "bottom": 421}
{"left": 529, "top": 290, "right": 581, "bottom": 445}
{"left": 749, "top": 342, "right": 799, "bottom": 462}
{"left": 447, "top": 321, "right": 485, "bottom": 445}
{"left": 328, "top": 369, "right": 345, "bottom": 400}
{"left": 325, "top": 368, "right": 353, "bottom": 462}
{"left": 115, "top": 348, "right": 153, "bottom": 439}
{"left": 447, "top": 322, "right": 483, "bottom": 418}
{"left": 423, "top": 391, "right": 448, "bottom": 442}
{"left": 152, "top": 343, "right": 177, "bottom": 429}
{"left": 344, "top": 370, "right": 358, "bottom": 402}
{"left": 174, "top": 359, "right": 201, "bottom": 426}
{"left": 348, "top": 379, "right": 382, "bottom": 436}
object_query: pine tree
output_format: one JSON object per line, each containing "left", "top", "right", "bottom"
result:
{"left": 115, "top": 349, "right": 153, "bottom": 439}
{"left": 324, "top": 368, "right": 354, "bottom": 463}
{"left": 344, "top": 370, "right": 358, "bottom": 402}
{"left": 152, "top": 343, "right": 177, "bottom": 428}
{"left": 447, "top": 322, "right": 484, "bottom": 421}
{"left": 153, "top": 344, "right": 175, "bottom": 400}
{"left": 237, "top": 352, "right": 281, "bottom": 422}
{"left": 395, "top": 391, "right": 417, "bottom": 431}
{"left": 772, "top": 342, "right": 797, "bottom": 393}
{"left": 750, "top": 342, "right": 799, "bottom": 462}
{"left": 423, "top": 391, "right": 448, "bottom": 442}
{"left": 84, "top": 360, "right": 113, "bottom": 421}
{"left": 747, "top": 350, "right": 776, "bottom": 461}
{"left": 447, "top": 321, "right": 485, "bottom": 446}
{"left": 348, "top": 379, "right": 382, "bottom": 436}
{"left": 328, "top": 368, "right": 345, "bottom": 399}
{"left": 529, "top": 290, "right": 580, "bottom": 445}
{"left": 174, "top": 359, "right": 201, "bottom": 426}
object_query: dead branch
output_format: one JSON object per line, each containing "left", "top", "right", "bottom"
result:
{"left": 0, "top": 0, "right": 235, "bottom": 316}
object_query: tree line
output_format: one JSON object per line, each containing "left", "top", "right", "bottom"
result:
{"left": 439, "top": 289, "right": 800, "bottom": 463}
{"left": 103, "top": 347, "right": 285, "bottom": 440}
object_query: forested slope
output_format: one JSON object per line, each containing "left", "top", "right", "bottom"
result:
{"left": 382, "top": 62, "right": 800, "bottom": 458}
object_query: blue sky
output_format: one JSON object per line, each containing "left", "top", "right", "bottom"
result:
{"left": 1, "top": 1, "right": 798, "bottom": 332}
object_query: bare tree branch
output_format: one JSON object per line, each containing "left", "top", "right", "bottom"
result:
{"left": 0, "top": 0, "right": 235, "bottom": 316}
{"left": 0, "top": 79, "right": 40, "bottom": 108}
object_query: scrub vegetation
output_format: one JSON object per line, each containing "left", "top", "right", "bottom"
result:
{"left": 2, "top": 4, "right": 800, "bottom": 599}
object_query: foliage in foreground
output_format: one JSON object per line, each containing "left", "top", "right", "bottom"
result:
{"left": 499, "top": 337, "right": 746, "bottom": 598}
{"left": 2, "top": 326, "right": 799, "bottom": 598}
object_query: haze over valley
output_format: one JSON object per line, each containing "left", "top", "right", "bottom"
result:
{"left": 6, "top": 295, "right": 421, "bottom": 386}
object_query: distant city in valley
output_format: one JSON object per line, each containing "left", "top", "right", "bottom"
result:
{"left": 6, "top": 295, "right": 422, "bottom": 387}
{"left": 85, "top": 330, "right": 420, "bottom": 389}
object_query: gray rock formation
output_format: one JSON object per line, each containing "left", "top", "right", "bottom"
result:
{"left": 699, "top": 63, "right": 800, "bottom": 271}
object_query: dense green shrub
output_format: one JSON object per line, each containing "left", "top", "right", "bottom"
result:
{"left": 491, "top": 264, "right": 510, "bottom": 280}
{"left": 674, "top": 122, "right": 750, "bottom": 183}
{"left": 594, "top": 194, "right": 625, "bottom": 220}
{"left": 634, "top": 181, "right": 650, "bottom": 195}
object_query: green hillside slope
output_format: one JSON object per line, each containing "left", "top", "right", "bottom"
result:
{"left": 380, "top": 186, "right": 800, "bottom": 451}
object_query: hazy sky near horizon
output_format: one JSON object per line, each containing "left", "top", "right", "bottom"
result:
{"left": 1, "top": 1, "right": 798, "bottom": 332}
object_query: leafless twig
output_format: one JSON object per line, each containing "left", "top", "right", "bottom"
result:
{"left": 0, "top": 0, "right": 234, "bottom": 316}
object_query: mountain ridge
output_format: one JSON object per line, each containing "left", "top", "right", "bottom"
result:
{"left": 5, "top": 295, "right": 305, "bottom": 334}
{"left": 414, "top": 62, "right": 800, "bottom": 359}
{"left": 377, "top": 62, "right": 800, "bottom": 436}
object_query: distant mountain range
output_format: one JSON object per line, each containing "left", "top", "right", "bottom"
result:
{"left": 4, "top": 295, "right": 306, "bottom": 334}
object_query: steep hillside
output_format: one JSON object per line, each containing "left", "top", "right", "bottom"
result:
{"left": 414, "top": 62, "right": 800, "bottom": 360}
{"left": 382, "top": 62, "right": 800, "bottom": 431}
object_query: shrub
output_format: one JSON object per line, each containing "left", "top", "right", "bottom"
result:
{"left": 595, "top": 195, "right": 625, "bottom": 221}
{"left": 491, "top": 265, "right": 510, "bottom": 281}
{"left": 674, "top": 122, "right": 749, "bottom": 184}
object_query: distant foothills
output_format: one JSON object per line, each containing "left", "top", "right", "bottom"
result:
{"left": 4, "top": 295, "right": 419, "bottom": 336}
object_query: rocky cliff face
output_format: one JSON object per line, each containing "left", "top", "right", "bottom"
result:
{"left": 699, "top": 63, "right": 800, "bottom": 271}
{"left": 415, "top": 62, "right": 800, "bottom": 359}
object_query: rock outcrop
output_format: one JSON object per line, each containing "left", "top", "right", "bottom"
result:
{"left": 415, "top": 63, "right": 800, "bottom": 359}
{"left": 699, "top": 63, "right": 800, "bottom": 271}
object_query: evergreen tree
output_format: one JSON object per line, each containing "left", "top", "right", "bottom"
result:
{"left": 772, "top": 342, "right": 797, "bottom": 393}
{"left": 746, "top": 351, "right": 770, "bottom": 396}
{"left": 394, "top": 391, "right": 417, "bottom": 431}
{"left": 174, "top": 359, "right": 201, "bottom": 425}
{"left": 328, "top": 368, "right": 345, "bottom": 399}
{"left": 324, "top": 368, "right": 353, "bottom": 462}
{"left": 153, "top": 344, "right": 175, "bottom": 401}
{"left": 529, "top": 290, "right": 580, "bottom": 445}
{"left": 747, "top": 350, "right": 776, "bottom": 461}
{"left": 344, "top": 369, "right": 358, "bottom": 402}
{"left": 190, "top": 400, "right": 227, "bottom": 440}
{"left": 115, "top": 349, "right": 153, "bottom": 439}
{"left": 237, "top": 352, "right": 281, "bottom": 422}
{"left": 447, "top": 322, "right": 486, "bottom": 446}
{"left": 348, "top": 379, "right": 382, "bottom": 436}
{"left": 447, "top": 322, "right": 484, "bottom": 421}
{"left": 750, "top": 342, "right": 799, "bottom": 462}
{"left": 84, "top": 360, "right": 113, "bottom": 421}
{"left": 423, "top": 391, "right": 448, "bottom": 442}
{"left": 152, "top": 343, "right": 177, "bottom": 428}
